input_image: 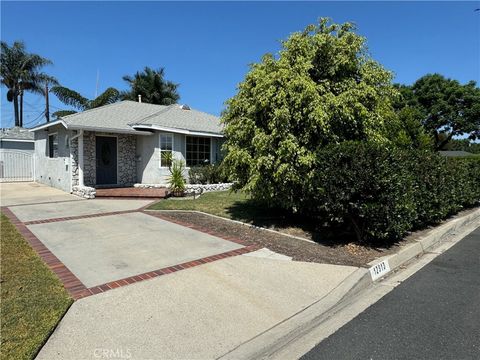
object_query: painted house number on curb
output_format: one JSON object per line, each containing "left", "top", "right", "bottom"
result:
{"left": 369, "top": 260, "right": 391, "bottom": 281}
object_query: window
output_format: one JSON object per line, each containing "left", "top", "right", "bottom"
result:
{"left": 48, "top": 133, "right": 58, "bottom": 158}
{"left": 159, "top": 133, "right": 173, "bottom": 167}
{"left": 186, "top": 136, "right": 211, "bottom": 167}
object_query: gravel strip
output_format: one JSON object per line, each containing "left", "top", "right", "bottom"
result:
{"left": 156, "top": 211, "right": 399, "bottom": 267}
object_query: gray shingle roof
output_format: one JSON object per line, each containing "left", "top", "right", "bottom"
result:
{"left": 132, "top": 104, "right": 223, "bottom": 134}
{"left": 59, "top": 101, "right": 168, "bottom": 132}
{"left": 35, "top": 101, "right": 223, "bottom": 135}
{"left": 0, "top": 127, "right": 34, "bottom": 141}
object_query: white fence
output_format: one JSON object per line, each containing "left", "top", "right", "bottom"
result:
{"left": 0, "top": 150, "right": 34, "bottom": 182}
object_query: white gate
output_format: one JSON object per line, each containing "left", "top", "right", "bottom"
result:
{"left": 0, "top": 150, "right": 34, "bottom": 182}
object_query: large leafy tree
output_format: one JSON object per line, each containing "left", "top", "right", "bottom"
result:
{"left": 222, "top": 18, "right": 399, "bottom": 211}
{"left": 1, "top": 41, "right": 57, "bottom": 127}
{"left": 51, "top": 86, "right": 120, "bottom": 118}
{"left": 121, "top": 67, "right": 179, "bottom": 105}
{"left": 395, "top": 74, "right": 480, "bottom": 150}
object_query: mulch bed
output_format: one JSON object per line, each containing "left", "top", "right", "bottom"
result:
{"left": 155, "top": 211, "right": 404, "bottom": 267}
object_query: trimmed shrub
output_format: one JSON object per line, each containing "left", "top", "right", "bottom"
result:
{"left": 311, "top": 142, "right": 480, "bottom": 244}
{"left": 312, "top": 142, "right": 417, "bottom": 243}
{"left": 188, "top": 163, "right": 228, "bottom": 184}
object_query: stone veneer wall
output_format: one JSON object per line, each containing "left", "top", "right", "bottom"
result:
{"left": 71, "top": 135, "right": 79, "bottom": 187}
{"left": 117, "top": 135, "right": 136, "bottom": 185}
{"left": 71, "top": 131, "right": 137, "bottom": 187}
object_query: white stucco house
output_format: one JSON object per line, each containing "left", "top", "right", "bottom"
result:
{"left": 29, "top": 101, "right": 224, "bottom": 192}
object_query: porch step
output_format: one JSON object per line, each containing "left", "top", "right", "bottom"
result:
{"left": 95, "top": 187, "right": 168, "bottom": 199}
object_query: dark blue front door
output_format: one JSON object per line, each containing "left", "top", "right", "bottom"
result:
{"left": 96, "top": 136, "right": 117, "bottom": 185}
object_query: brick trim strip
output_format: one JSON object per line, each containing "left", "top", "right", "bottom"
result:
{"left": 5, "top": 199, "right": 85, "bottom": 208}
{"left": 1, "top": 207, "right": 90, "bottom": 300}
{"left": 23, "top": 209, "right": 139, "bottom": 225}
{"left": 1, "top": 205, "right": 260, "bottom": 300}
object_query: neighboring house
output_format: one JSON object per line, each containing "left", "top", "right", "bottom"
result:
{"left": 0, "top": 127, "right": 34, "bottom": 151}
{"left": 0, "top": 127, "right": 35, "bottom": 182}
{"left": 29, "top": 101, "right": 224, "bottom": 192}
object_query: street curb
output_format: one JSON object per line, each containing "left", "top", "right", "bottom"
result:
{"left": 218, "top": 207, "right": 480, "bottom": 360}
{"left": 218, "top": 268, "right": 369, "bottom": 360}
{"left": 367, "top": 207, "right": 480, "bottom": 275}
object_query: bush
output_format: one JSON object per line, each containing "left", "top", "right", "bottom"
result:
{"left": 311, "top": 142, "right": 480, "bottom": 244}
{"left": 167, "top": 160, "right": 186, "bottom": 193}
{"left": 188, "top": 163, "right": 228, "bottom": 184}
{"left": 312, "top": 142, "right": 417, "bottom": 243}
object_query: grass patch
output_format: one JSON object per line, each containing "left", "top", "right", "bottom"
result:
{"left": 0, "top": 213, "right": 72, "bottom": 360}
{"left": 149, "top": 191, "right": 273, "bottom": 221}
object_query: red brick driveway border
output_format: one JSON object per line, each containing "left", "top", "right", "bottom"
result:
{"left": 1, "top": 204, "right": 259, "bottom": 300}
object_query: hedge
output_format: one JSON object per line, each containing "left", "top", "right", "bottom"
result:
{"left": 188, "top": 163, "right": 228, "bottom": 184}
{"left": 310, "top": 142, "right": 480, "bottom": 244}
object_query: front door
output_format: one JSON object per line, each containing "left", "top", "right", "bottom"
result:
{"left": 96, "top": 136, "right": 117, "bottom": 185}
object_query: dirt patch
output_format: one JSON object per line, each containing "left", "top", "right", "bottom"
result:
{"left": 155, "top": 211, "right": 405, "bottom": 267}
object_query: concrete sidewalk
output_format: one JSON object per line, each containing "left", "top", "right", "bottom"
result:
{"left": 36, "top": 256, "right": 358, "bottom": 360}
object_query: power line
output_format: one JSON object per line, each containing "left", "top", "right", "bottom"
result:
{"left": 23, "top": 110, "right": 46, "bottom": 126}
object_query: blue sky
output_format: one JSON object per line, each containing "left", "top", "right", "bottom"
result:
{"left": 1, "top": 1, "right": 479, "bottom": 128}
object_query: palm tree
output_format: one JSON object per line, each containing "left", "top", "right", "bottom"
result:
{"left": 121, "top": 67, "right": 180, "bottom": 105}
{"left": 51, "top": 86, "right": 120, "bottom": 118}
{"left": 1, "top": 41, "right": 57, "bottom": 127}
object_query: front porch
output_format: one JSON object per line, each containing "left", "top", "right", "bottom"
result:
{"left": 72, "top": 131, "right": 139, "bottom": 189}
{"left": 95, "top": 187, "right": 168, "bottom": 199}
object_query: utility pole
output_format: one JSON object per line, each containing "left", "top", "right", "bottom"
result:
{"left": 45, "top": 83, "right": 50, "bottom": 123}
{"left": 19, "top": 89, "right": 23, "bottom": 127}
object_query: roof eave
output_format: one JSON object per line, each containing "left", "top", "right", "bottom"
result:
{"left": 29, "top": 119, "right": 68, "bottom": 132}
{"left": 67, "top": 125, "right": 153, "bottom": 136}
{"left": 0, "top": 138, "right": 34, "bottom": 142}
{"left": 131, "top": 124, "right": 224, "bottom": 138}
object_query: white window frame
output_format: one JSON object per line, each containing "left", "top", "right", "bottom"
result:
{"left": 48, "top": 132, "right": 59, "bottom": 158}
{"left": 159, "top": 132, "right": 174, "bottom": 168}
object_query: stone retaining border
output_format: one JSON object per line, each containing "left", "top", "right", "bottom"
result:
{"left": 134, "top": 183, "right": 234, "bottom": 195}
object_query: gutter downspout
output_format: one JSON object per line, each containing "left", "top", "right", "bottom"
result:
{"left": 69, "top": 130, "right": 84, "bottom": 192}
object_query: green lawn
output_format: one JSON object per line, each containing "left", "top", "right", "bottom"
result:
{"left": 148, "top": 190, "right": 317, "bottom": 238}
{"left": 149, "top": 190, "right": 256, "bottom": 219}
{"left": 0, "top": 214, "right": 72, "bottom": 360}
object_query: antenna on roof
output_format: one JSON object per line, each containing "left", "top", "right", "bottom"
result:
{"left": 95, "top": 69, "right": 100, "bottom": 98}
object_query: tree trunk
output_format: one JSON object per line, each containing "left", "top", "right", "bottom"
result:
{"left": 13, "top": 93, "right": 20, "bottom": 127}
{"left": 349, "top": 214, "right": 364, "bottom": 243}
{"left": 19, "top": 90, "right": 23, "bottom": 127}
{"left": 435, "top": 132, "right": 454, "bottom": 151}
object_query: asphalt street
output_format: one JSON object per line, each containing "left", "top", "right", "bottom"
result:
{"left": 301, "top": 227, "right": 480, "bottom": 360}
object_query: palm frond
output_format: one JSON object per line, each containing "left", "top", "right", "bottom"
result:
{"left": 51, "top": 86, "right": 89, "bottom": 110}
{"left": 53, "top": 110, "right": 77, "bottom": 119}
{"left": 88, "top": 87, "right": 120, "bottom": 109}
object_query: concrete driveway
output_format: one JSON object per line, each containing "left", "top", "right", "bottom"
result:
{"left": 0, "top": 182, "right": 80, "bottom": 206}
{"left": 2, "top": 182, "right": 360, "bottom": 359}
{"left": 3, "top": 183, "right": 245, "bottom": 290}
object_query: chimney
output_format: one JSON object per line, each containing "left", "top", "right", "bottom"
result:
{"left": 138, "top": 95, "right": 142, "bottom": 103}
